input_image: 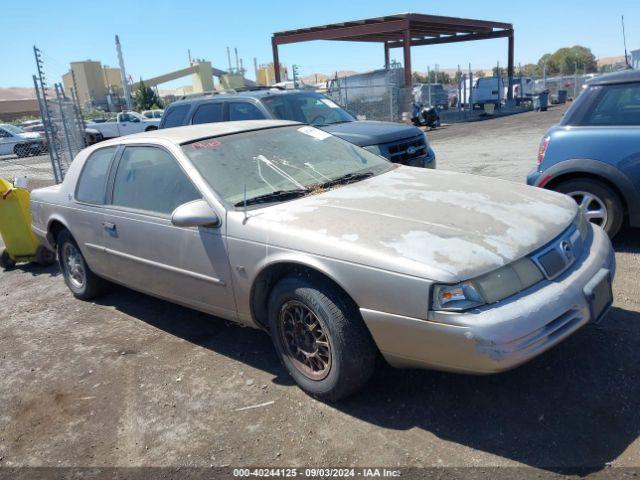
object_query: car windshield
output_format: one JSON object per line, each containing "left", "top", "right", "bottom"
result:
{"left": 181, "top": 125, "right": 392, "bottom": 207}
{"left": 2, "top": 124, "right": 24, "bottom": 134}
{"left": 260, "top": 93, "right": 355, "bottom": 126}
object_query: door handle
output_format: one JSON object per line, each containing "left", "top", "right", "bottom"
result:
{"left": 102, "top": 221, "right": 116, "bottom": 231}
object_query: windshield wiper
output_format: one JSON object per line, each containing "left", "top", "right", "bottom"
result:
{"left": 314, "top": 120, "right": 353, "bottom": 127}
{"left": 319, "top": 171, "right": 374, "bottom": 188}
{"left": 234, "top": 189, "right": 309, "bottom": 207}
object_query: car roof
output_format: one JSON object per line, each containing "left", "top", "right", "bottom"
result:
{"left": 98, "top": 119, "right": 300, "bottom": 146}
{"left": 587, "top": 69, "right": 640, "bottom": 86}
{"left": 168, "top": 88, "right": 320, "bottom": 107}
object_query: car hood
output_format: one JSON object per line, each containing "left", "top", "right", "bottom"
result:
{"left": 18, "top": 132, "right": 42, "bottom": 140}
{"left": 320, "top": 120, "right": 423, "bottom": 147}
{"left": 244, "top": 167, "right": 578, "bottom": 282}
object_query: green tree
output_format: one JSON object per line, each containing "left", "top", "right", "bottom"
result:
{"left": 537, "top": 46, "right": 597, "bottom": 75}
{"left": 133, "top": 79, "right": 163, "bottom": 111}
{"left": 520, "top": 63, "right": 539, "bottom": 77}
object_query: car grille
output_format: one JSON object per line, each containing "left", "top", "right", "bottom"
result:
{"left": 531, "top": 225, "right": 584, "bottom": 280}
{"left": 386, "top": 135, "right": 427, "bottom": 164}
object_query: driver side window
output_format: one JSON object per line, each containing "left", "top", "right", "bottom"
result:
{"left": 111, "top": 146, "right": 201, "bottom": 215}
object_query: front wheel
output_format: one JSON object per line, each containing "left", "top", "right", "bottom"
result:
{"left": 268, "top": 275, "right": 377, "bottom": 401}
{"left": 554, "top": 178, "right": 624, "bottom": 238}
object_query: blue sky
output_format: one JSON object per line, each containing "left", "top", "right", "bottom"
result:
{"left": 1, "top": 0, "right": 637, "bottom": 88}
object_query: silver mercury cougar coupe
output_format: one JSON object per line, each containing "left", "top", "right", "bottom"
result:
{"left": 31, "top": 120, "right": 616, "bottom": 400}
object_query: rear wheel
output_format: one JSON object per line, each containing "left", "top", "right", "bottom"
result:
{"left": 554, "top": 178, "right": 623, "bottom": 238}
{"left": 268, "top": 275, "right": 377, "bottom": 401}
{"left": 56, "top": 229, "right": 109, "bottom": 299}
{"left": 13, "top": 144, "right": 27, "bottom": 158}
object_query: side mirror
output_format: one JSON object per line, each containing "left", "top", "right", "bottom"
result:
{"left": 171, "top": 199, "right": 219, "bottom": 228}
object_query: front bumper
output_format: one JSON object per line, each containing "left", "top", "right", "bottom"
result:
{"left": 361, "top": 225, "right": 615, "bottom": 374}
{"left": 405, "top": 147, "right": 436, "bottom": 169}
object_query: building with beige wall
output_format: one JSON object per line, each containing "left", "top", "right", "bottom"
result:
{"left": 62, "top": 60, "right": 124, "bottom": 110}
{"left": 256, "top": 63, "right": 288, "bottom": 86}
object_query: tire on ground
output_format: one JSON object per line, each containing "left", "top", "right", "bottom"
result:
{"left": 267, "top": 274, "right": 377, "bottom": 401}
{"left": 0, "top": 248, "right": 16, "bottom": 270}
{"left": 56, "top": 229, "right": 110, "bottom": 300}
{"left": 554, "top": 178, "right": 624, "bottom": 238}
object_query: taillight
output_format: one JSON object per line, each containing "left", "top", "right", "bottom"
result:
{"left": 537, "top": 136, "right": 550, "bottom": 166}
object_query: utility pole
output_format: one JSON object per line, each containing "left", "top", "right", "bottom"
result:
{"left": 115, "top": 35, "right": 132, "bottom": 111}
{"left": 292, "top": 64, "right": 300, "bottom": 88}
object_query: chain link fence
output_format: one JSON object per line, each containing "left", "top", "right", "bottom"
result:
{"left": 33, "top": 47, "right": 87, "bottom": 184}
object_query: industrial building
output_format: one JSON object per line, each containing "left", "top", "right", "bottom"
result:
{"left": 62, "top": 60, "right": 125, "bottom": 110}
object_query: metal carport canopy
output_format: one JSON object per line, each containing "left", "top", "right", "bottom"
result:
{"left": 271, "top": 13, "right": 515, "bottom": 100}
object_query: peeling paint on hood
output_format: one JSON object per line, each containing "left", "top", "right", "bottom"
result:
{"left": 245, "top": 166, "right": 578, "bottom": 282}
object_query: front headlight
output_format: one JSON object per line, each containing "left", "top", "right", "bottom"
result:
{"left": 432, "top": 257, "right": 544, "bottom": 312}
{"left": 432, "top": 281, "right": 485, "bottom": 311}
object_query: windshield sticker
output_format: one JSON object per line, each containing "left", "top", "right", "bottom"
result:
{"left": 297, "top": 126, "right": 332, "bottom": 141}
{"left": 320, "top": 98, "right": 340, "bottom": 109}
{"left": 192, "top": 140, "right": 222, "bottom": 149}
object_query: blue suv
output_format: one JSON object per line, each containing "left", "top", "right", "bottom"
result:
{"left": 527, "top": 70, "right": 640, "bottom": 237}
{"left": 160, "top": 89, "right": 436, "bottom": 168}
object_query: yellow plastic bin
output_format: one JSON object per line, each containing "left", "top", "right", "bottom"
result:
{"left": 0, "top": 177, "right": 56, "bottom": 269}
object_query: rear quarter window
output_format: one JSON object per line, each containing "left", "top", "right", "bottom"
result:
{"left": 161, "top": 104, "right": 190, "bottom": 128}
{"left": 75, "top": 146, "right": 117, "bottom": 204}
{"left": 565, "top": 82, "right": 640, "bottom": 126}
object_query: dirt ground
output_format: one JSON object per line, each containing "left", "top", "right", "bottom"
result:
{"left": 1, "top": 106, "right": 639, "bottom": 475}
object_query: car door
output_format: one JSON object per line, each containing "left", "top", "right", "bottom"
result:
{"left": 102, "top": 144, "right": 237, "bottom": 319}
{"left": 117, "top": 113, "right": 142, "bottom": 136}
{"left": 228, "top": 101, "right": 266, "bottom": 121}
{"left": 70, "top": 146, "right": 118, "bottom": 276}
{"left": 190, "top": 101, "right": 225, "bottom": 125}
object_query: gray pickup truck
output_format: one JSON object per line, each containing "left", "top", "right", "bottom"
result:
{"left": 159, "top": 89, "right": 436, "bottom": 168}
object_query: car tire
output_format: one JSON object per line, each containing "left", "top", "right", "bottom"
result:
{"left": 145, "top": 126, "right": 158, "bottom": 131}
{"left": 13, "top": 144, "right": 27, "bottom": 158}
{"left": 0, "top": 248, "right": 16, "bottom": 270}
{"left": 56, "top": 229, "right": 109, "bottom": 299}
{"left": 554, "top": 178, "right": 624, "bottom": 238}
{"left": 35, "top": 244, "right": 57, "bottom": 266}
{"left": 267, "top": 275, "right": 377, "bottom": 401}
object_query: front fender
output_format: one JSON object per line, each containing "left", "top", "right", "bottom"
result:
{"left": 255, "top": 246, "right": 434, "bottom": 321}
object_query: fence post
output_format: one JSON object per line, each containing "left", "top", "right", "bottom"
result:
{"left": 33, "top": 75, "right": 61, "bottom": 184}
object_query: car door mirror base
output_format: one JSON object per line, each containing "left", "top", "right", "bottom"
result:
{"left": 171, "top": 199, "right": 219, "bottom": 228}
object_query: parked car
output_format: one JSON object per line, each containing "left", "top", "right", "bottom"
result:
{"left": 527, "top": 69, "right": 640, "bottom": 238}
{"left": 31, "top": 121, "right": 615, "bottom": 400}
{"left": 85, "top": 111, "right": 160, "bottom": 142}
{"left": 142, "top": 109, "right": 164, "bottom": 119}
{"left": 159, "top": 89, "right": 436, "bottom": 169}
{"left": 0, "top": 123, "right": 47, "bottom": 157}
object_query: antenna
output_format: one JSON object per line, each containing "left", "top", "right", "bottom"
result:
{"left": 622, "top": 15, "right": 630, "bottom": 67}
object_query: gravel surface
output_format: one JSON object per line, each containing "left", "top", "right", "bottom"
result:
{"left": 1, "top": 108, "right": 639, "bottom": 475}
